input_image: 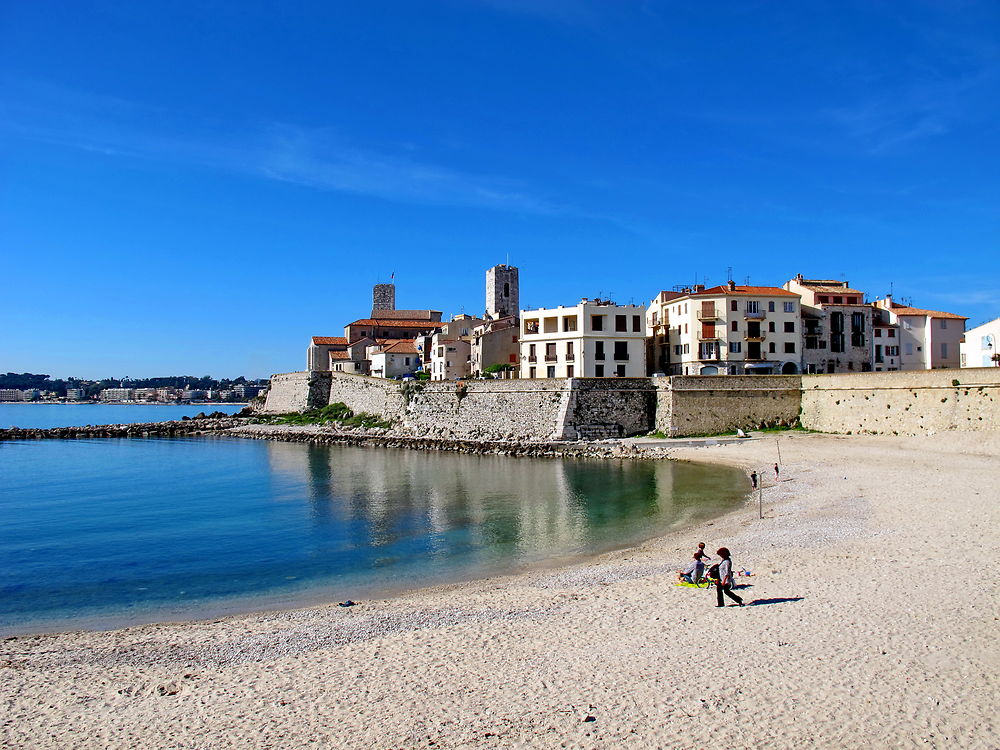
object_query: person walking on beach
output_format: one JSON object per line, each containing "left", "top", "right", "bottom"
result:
{"left": 749, "top": 471, "right": 758, "bottom": 490}
{"left": 714, "top": 547, "right": 744, "bottom": 608}
{"left": 774, "top": 463, "right": 780, "bottom": 481}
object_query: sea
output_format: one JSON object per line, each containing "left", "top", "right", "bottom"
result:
{"left": 0, "top": 407, "right": 748, "bottom": 635}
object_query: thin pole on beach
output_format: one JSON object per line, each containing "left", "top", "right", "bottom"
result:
{"left": 776, "top": 437, "right": 782, "bottom": 466}
{"left": 758, "top": 468, "right": 764, "bottom": 519}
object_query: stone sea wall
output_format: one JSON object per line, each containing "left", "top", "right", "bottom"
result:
{"left": 657, "top": 376, "right": 802, "bottom": 436}
{"left": 0, "top": 418, "right": 251, "bottom": 441}
{"left": 800, "top": 368, "right": 1000, "bottom": 434}
{"left": 264, "top": 371, "right": 332, "bottom": 413}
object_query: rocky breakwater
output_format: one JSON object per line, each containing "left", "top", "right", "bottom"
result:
{"left": 230, "top": 423, "right": 676, "bottom": 460}
{"left": 0, "top": 417, "right": 253, "bottom": 441}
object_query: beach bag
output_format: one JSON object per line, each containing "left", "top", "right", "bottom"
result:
{"left": 707, "top": 563, "right": 720, "bottom": 582}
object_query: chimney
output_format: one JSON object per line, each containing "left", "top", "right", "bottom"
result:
{"left": 728, "top": 280, "right": 737, "bottom": 292}
{"left": 693, "top": 284, "right": 705, "bottom": 293}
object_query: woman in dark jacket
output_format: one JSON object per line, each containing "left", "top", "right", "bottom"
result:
{"left": 714, "top": 547, "right": 745, "bottom": 608}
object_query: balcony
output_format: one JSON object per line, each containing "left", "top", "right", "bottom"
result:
{"left": 744, "top": 334, "right": 766, "bottom": 342}
{"left": 744, "top": 311, "right": 766, "bottom": 321}
{"left": 697, "top": 333, "right": 721, "bottom": 342}
{"left": 566, "top": 353, "right": 575, "bottom": 361}
{"left": 804, "top": 327, "right": 823, "bottom": 337}
{"left": 544, "top": 355, "right": 557, "bottom": 362}
{"left": 698, "top": 351, "right": 720, "bottom": 362}
{"left": 613, "top": 353, "right": 630, "bottom": 361}
{"left": 744, "top": 353, "right": 768, "bottom": 361}
{"left": 696, "top": 308, "right": 719, "bottom": 321}
{"left": 527, "top": 355, "right": 537, "bottom": 363}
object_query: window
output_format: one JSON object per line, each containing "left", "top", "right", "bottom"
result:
{"left": 508, "top": 354, "right": 517, "bottom": 363}
{"left": 784, "top": 321, "right": 795, "bottom": 333}
{"left": 595, "top": 341, "right": 605, "bottom": 360}
{"left": 567, "top": 364, "right": 574, "bottom": 378}
{"left": 939, "top": 319, "right": 947, "bottom": 329}
{"left": 730, "top": 300, "right": 738, "bottom": 312}
{"left": 566, "top": 341, "right": 574, "bottom": 360}
{"left": 731, "top": 321, "right": 738, "bottom": 331}
{"left": 768, "top": 342, "right": 776, "bottom": 353}
{"left": 819, "top": 296, "right": 828, "bottom": 303}
{"left": 528, "top": 343, "right": 536, "bottom": 360}
{"left": 615, "top": 315, "right": 627, "bottom": 332}
{"left": 595, "top": 364, "right": 605, "bottom": 377}
{"left": 875, "top": 329, "right": 882, "bottom": 338}
{"left": 613, "top": 341, "right": 629, "bottom": 360}
{"left": 768, "top": 301, "right": 775, "bottom": 312}
{"left": 651, "top": 312, "right": 658, "bottom": 326}
{"left": 529, "top": 367, "right": 536, "bottom": 379}
{"left": 591, "top": 315, "right": 604, "bottom": 331}
{"left": 546, "top": 366, "right": 556, "bottom": 378}
{"left": 684, "top": 323, "right": 689, "bottom": 334}
{"left": 503, "top": 282, "right": 509, "bottom": 297}
{"left": 683, "top": 343, "right": 690, "bottom": 354}
{"left": 833, "top": 296, "right": 842, "bottom": 304}
{"left": 674, "top": 344, "right": 682, "bottom": 356}
{"left": 616, "top": 364, "right": 626, "bottom": 377}
{"left": 545, "top": 342, "right": 557, "bottom": 361}
{"left": 632, "top": 315, "right": 641, "bottom": 332}
{"left": 405, "top": 357, "right": 411, "bottom": 366}
{"left": 768, "top": 321, "right": 776, "bottom": 333}
{"left": 746, "top": 301, "right": 759, "bottom": 313}
{"left": 784, "top": 342, "right": 796, "bottom": 353}
{"left": 783, "top": 301, "right": 794, "bottom": 313}
{"left": 729, "top": 341, "right": 742, "bottom": 353}
{"left": 941, "top": 343, "right": 948, "bottom": 358}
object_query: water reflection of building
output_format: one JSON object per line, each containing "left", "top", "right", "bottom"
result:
{"left": 262, "top": 441, "right": 718, "bottom": 564}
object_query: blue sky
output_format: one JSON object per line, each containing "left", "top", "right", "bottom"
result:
{"left": 2, "top": 0, "right": 998, "bottom": 379}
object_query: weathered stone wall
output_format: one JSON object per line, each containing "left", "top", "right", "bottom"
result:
{"left": 562, "top": 378, "right": 656, "bottom": 439}
{"left": 657, "top": 376, "right": 802, "bottom": 436}
{"left": 800, "top": 368, "right": 1000, "bottom": 434}
{"left": 263, "top": 371, "right": 332, "bottom": 413}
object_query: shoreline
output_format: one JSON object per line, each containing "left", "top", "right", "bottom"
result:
{"left": 3, "top": 431, "right": 998, "bottom": 748}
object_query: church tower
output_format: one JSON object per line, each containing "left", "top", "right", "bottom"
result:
{"left": 372, "top": 282, "right": 396, "bottom": 315}
{"left": 485, "top": 264, "right": 519, "bottom": 320}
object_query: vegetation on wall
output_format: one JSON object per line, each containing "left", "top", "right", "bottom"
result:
{"left": 254, "top": 402, "right": 393, "bottom": 428}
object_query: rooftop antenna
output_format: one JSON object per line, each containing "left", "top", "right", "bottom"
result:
{"left": 744, "top": 275, "right": 751, "bottom": 286}
{"left": 727, "top": 266, "right": 733, "bottom": 282}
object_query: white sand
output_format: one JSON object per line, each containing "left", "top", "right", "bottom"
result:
{"left": 3, "top": 432, "right": 999, "bottom": 749}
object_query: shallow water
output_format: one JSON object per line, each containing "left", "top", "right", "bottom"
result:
{"left": 0, "top": 437, "right": 747, "bottom": 634}
{"left": 0, "top": 403, "right": 246, "bottom": 429}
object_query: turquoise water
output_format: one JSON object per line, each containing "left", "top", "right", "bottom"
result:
{"left": 0, "top": 403, "right": 246, "bottom": 429}
{"left": 0, "top": 438, "right": 747, "bottom": 634}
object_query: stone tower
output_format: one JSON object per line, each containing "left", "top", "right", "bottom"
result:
{"left": 485, "top": 264, "right": 519, "bottom": 320}
{"left": 372, "top": 282, "right": 396, "bottom": 315}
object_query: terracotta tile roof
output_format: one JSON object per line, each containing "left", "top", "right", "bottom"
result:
{"left": 889, "top": 304, "right": 968, "bottom": 320}
{"left": 806, "top": 285, "right": 865, "bottom": 296}
{"left": 312, "top": 336, "right": 348, "bottom": 346}
{"left": 690, "top": 285, "right": 799, "bottom": 298}
{"left": 328, "top": 351, "right": 351, "bottom": 360}
{"left": 381, "top": 341, "right": 418, "bottom": 354}
{"left": 347, "top": 319, "right": 445, "bottom": 328}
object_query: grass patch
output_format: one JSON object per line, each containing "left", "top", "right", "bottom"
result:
{"left": 254, "top": 402, "right": 393, "bottom": 429}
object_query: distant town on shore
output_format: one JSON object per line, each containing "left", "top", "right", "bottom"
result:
{"left": 0, "top": 374, "right": 268, "bottom": 404}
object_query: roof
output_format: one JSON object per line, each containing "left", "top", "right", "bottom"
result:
{"left": 328, "top": 351, "right": 351, "bottom": 360}
{"left": 804, "top": 285, "right": 865, "bottom": 296}
{"left": 347, "top": 319, "right": 446, "bottom": 328}
{"left": 380, "top": 341, "right": 418, "bottom": 354}
{"left": 690, "top": 285, "right": 799, "bottom": 298}
{"left": 367, "top": 309, "right": 442, "bottom": 321}
{"left": 312, "top": 336, "right": 348, "bottom": 346}
{"left": 889, "top": 304, "right": 968, "bottom": 320}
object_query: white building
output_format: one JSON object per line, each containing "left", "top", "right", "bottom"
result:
{"left": 873, "top": 297, "right": 966, "bottom": 370}
{"left": 647, "top": 283, "right": 802, "bottom": 375}
{"left": 369, "top": 341, "right": 420, "bottom": 379}
{"left": 65, "top": 388, "right": 87, "bottom": 401}
{"left": 99, "top": 388, "right": 134, "bottom": 402}
{"left": 520, "top": 299, "right": 647, "bottom": 379}
{"left": 960, "top": 316, "right": 1000, "bottom": 368}
{"left": 428, "top": 314, "right": 485, "bottom": 380}
{"left": 0, "top": 389, "right": 25, "bottom": 402}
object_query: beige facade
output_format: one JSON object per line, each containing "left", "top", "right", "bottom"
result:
{"left": 783, "top": 276, "right": 873, "bottom": 374}
{"left": 648, "top": 283, "right": 802, "bottom": 375}
{"left": 519, "top": 300, "right": 647, "bottom": 379}
{"left": 873, "top": 297, "right": 966, "bottom": 370}
{"left": 961, "top": 316, "right": 1000, "bottom": 368}
{"left": 470, "top": 316, "right": 520, "bottom": 377}
{"left": 428, "top": 314, "right": 485, "bottom": 380}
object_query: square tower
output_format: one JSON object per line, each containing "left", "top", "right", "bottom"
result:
{"left": 372, "top": 283, "right": 396, "bottom": 315}
{"left": 486, "top": 264, "right": 519, "bottom": 320}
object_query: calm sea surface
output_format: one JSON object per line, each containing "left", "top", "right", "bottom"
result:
{"left": 0, "top": 437, "right": 747, "bottom": 634}
{"left": 0, "top": 403, "right": 246, "bottom": 429}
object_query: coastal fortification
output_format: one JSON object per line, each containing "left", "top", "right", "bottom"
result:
{"left": 263, "top": 368, "right": 1000, "bottom": 438}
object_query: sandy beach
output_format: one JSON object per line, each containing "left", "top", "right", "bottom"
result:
{"left": 3, "top": 431, "right": 998, "bottom": 749}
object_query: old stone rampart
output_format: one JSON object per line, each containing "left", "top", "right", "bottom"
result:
{"left": 656, "top": 376, "right": 802, "bottom": 436}
{"left": 800, "top": 368, "right": 1000, "bottom": 434}
{"left": 263, "top": 371, "right": 332, "bottom": 413}
{"left": 0, "top": 418, "right": 251, "bottom": 441}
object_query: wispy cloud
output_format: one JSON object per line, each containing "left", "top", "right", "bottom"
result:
{"left": 0, "top": 79, "right": 558, "bottom": 214}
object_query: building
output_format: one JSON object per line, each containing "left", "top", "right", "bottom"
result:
{"left": 426, "top": 314, "right": 485, "bottom": 380}
{"left": 307, "top": 336, "right": 348, "bottom": 371}
{"left": 485, "top": 264, "right": 519, "bottom": 320}
{"left": 470, "top": 316, "right": 520, "bottom": 377}
{"left": 961, "top": 317, "right": 1000, "bottom": 368}
{"left": 872, "top": 296, "right": 967, "bottom": 370}
{"left": 100, "top": 388, "right": 134, "bottom": 401}
{"left": 372, "top": 282, "right": 396, "bottom": 313}
{"left": 645, "top": 290, "right": 684, "bottom": 374}
{"left": 783, "top": 275, "right": 873, "bottom": 374}
{"left": 520, "top": 299, "right": 647, "bottom": 379}
{"left": 648, "top": 283, "right": 802, "bottom": 375}
{"left": 369, "top": 341, "right": 420, "bottom": 379}
{"left": 0, "top": 389, "right": 24, "bottom": 402}
{"left": 65, "top": 388, "right": 87, "bottom": 401}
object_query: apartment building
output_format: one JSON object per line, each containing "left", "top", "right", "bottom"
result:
{"left": 519, "top": 299, "right": 647, "bottom": 379}
{"left": 426, "top": 314, "right": 485, "bottom": 380}
{"left": 961, "top": 317, "right": 1000, "bottom": 368}
{"left": 645, "top": 290, "right": 684, "bottom": 374}
{"left": 873, "top": 297, "right": 966, "bottom": 370}
{"left": 648, "top": 283, "right": 802, "bottom": 375}
{"left": 469, "top": 315, "right": 520, "bottom": 377}
{"left": 783, "top": 276, "right": 872, "bottom": 373}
